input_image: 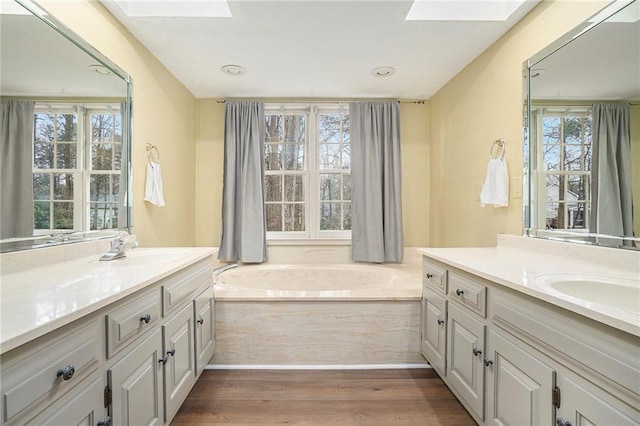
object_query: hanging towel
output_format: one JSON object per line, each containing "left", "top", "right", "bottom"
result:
{"left": 144, "top": 161, "right": 166, "bottom": 207}
{"left": 480, "top": 157, "right": 509, "bottom": 208}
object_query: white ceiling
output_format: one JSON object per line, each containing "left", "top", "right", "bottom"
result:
{"left": 98, "top": 0, "right": 539, "bottom": 99}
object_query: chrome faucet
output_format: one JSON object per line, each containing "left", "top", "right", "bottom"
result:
{"left": 99, "top": 231, "right": 138, "bottom": 261}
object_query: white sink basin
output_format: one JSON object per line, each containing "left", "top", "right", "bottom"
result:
{"left": 534, "top": 274, "right": 640, "bottom": 313}
{"left": 103, "top": 248, "right": 194, "bottom": 266}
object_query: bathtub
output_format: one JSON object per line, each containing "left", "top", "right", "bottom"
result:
{"left": 212, "top": 256, "right": 425, "bottom": 366}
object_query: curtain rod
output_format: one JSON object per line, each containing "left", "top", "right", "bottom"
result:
{"left": 215, "top": 99, "right": 426, "bottom": 104}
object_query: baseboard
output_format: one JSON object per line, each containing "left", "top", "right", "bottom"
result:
{"left": 204, "top": 362, "right": 431, "bottom": 370}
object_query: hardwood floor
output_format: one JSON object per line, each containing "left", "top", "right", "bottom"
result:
{"left": 171, "top": 368, "right": 477, "bottom": 425}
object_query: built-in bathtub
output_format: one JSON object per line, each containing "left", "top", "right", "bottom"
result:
{"left": 211, "top": 248, "right": 425, "bottom": 367}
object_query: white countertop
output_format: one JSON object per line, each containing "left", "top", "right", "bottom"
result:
{"left": 418, "top": 235, "right": 640, "bottom": 337}
{"left": 0, "top": 247, "right": 217, "bottom": 354}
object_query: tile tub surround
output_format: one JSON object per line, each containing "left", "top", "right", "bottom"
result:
{"left": 418, "top": 234, "right": 640, "bottom": 337}
{"left": 212, "top": 249, "right": 424, "bottom": 365}
{"left": 0, "top": 245, "right": 217, "bottom": 353}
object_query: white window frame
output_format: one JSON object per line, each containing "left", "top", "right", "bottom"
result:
{"left": 32, "top": 102, "right": 121, "bottom": 234}
{"left": 532, "top": 105, "right": 591, "bottom": 232}
{"left": 265, "top": 103, "right": 351, "bottom": 241}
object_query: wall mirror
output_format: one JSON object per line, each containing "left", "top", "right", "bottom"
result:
{"left": 523, "top": 0, "right": 640, "bottom": 250}
{"left": 0, "top": 0, "right": 133, "bottom": 253}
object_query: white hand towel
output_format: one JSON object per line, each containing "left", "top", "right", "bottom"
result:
{"left": 144, "top": 162, "right": 166, "bottom": 207}
{"left": 480, "top": 157, "right": 509, "bottom": 207}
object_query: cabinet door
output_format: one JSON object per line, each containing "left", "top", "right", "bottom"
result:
{"left": 447, "top": 303, "right": 485, "bottom": 421}
{"left": 163, "top": 302, "right": 196, "bottom": 422}
{"left": 109, "top": 329, "right": 163, "bottom": 426}
{"left": 486, "top": 330, "right": 554, "bottom": 426}
{"left": 422, "top": 287, "right": 447, "bottom": 375}
{"left": 194, "top": 286, "right": 215, "bottom": 375}
{"left": 557, "top": 373, "right": 640, "bottom": 426}
{"left": 31, "top": 377, "right": 105, "bottom": 426}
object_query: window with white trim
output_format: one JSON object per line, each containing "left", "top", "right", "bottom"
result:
{"left": 532, "top": 106, "right": 592, "bottom": 230}
{"left": 32, "top": 103, "right": 122, "bottom": 233}
{"left": 264, "top": 104, "right": 351, "bottom": 239}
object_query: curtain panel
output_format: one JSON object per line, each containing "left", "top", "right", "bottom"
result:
{"left": 349, "top": 100, "right": 404, "bottom": 263}
{"left": 1, "top": 99, "right": 35, "bottom": 239}
{"left": 218, "top": 101, "right": 268, "bottom": 263}
{"left": 590, "top": 103, "right": 634, "bottom": 246}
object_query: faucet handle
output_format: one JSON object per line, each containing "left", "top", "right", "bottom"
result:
{"left": 111, "top": 231, "right": 130, "bottom": 249}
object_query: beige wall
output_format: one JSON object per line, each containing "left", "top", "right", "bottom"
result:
{"left": 428, "top": 0, "right": 609, "bottom": 247}
{"left": 39, "top": 0, "right": 198, "bottom": 247}
{"left": 194, "top": 101, "right": 430, "bottom": 247}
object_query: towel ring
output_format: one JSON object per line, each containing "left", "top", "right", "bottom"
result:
{"left": 490, "top": 139, "right": 506, "bottom": 160}
{"left": 146, "top": 143, "right": 160, "bottom": 163}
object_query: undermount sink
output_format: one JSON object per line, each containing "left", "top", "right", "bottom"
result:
{"left": 103, "top": 248, "right": 194, "bottom": 266}
{"left": 534, "top": 274, "right": 640, "bottom": 313}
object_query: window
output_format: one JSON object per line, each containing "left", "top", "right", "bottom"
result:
{"left": 532, "top": 106, "right": 591, "bottom": 230}
{"left": 32, "top": 103, "right": 122, "bottom": 233}
{"left": 264, "top": 104, "right": 351, "bottom": 239}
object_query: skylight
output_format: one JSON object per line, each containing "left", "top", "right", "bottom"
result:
{"left": 405, "top": 0, "right": 530, "bottom": 21}
{"left": 109, "top": 0, "right": 231, "bottom": 18}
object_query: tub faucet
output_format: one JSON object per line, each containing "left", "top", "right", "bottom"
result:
{"left": 100, "top": 231, "right": 138, "bottom": 261}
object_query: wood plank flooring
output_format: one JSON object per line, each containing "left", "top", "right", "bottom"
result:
{"left": 171, "top": 369, "right": 477, "bottom": 425}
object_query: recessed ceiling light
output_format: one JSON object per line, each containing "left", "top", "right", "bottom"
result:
{"left": 88, "top": 64, "right": 112, "bottom": 75}
{"left": 221, "top": 64, "right": 247, "bottom": 76}
{"left": 371, "top": 66, "right": 396, "bottom": 78}
{"left": 108, "top": 0, "right": 232, "bottom": 18}
{"left": 405, "top": 0, "right": 533, "bottom": 21}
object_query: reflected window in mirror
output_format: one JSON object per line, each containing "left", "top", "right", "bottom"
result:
{"left": 32, "top": 102, "right": 123, "bottom": 234}
{"left": 532, "top": 105, "right": 592, "bottom": 231}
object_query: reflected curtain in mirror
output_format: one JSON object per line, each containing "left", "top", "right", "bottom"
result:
{"left": 1, "top": 100, "right": 35, "bottom": 238}
{"left": 349, "top": 101, "right": 403, "bottom": 263}
{"left": 590, "top": 103, "right": 634, "bottom": 245}
{"left": 218, "top": 101, "right": 267, "bottom": 263}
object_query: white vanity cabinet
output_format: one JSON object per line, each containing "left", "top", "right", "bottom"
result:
{"left": 420, "top": 254, "right": 640, "bottom": 426}
{"left": 421, "top": 286, "right": 447, "bottom": 375}
{"left": 0, "top": 248, "right": 216, "bottom": 426}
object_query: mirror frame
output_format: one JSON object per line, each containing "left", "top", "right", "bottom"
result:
{"left": 522, "top": 0, "right": 639, "bottom": 251}
{"left": 1, "top": 0, "right": 133, "bottom": 252}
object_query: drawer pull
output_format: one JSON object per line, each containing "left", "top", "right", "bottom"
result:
{"left": 140, "top": 314, "right": 151, "bottom": 324}
{"left": 556, "top": 418, "right": 572, "bottom": 426}
{"left": 455, "top": 289, "right": 464, "bottom": 296}
{"left": 56, "top": 365, "right": 75, "bottom": 381}
{"left": 197, "top": 318, "right": 205, "bottom": 325}
{"left": 167, "top": 349, "right": 176, "bottom": 357}
{"left": 159, "top": 356, "right": 168, "bottom": 365}
{"left": 472, "top": 348, "right": 482, "bottom": 357}
{"left": 437, "top": 319, "right": 445, "bottom": 325}
{"left": 98, "top": 416, "right": 113, "bottom": 426}
{"left": 426, "top": 273, "right": 434, "bottom": 279}
{"left": 483, "top": 358, "right": 493, "bottom": 367}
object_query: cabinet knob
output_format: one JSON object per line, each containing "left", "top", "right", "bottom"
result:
{"left": 455, "top": 289, "right": 464, "bottom": 296}
{"left": 159, "top": 356, "right": 168, "bottom": 365}
{"left": 483, "top": 358, "right": 493, "bottom": 367}
{"left": 167, "top": 349, "right": 176, "bottom": 357}
{"left": 140, "top": 314, "right": 151, "bottom": 324}
{"left": 197, "top": 318, "right": 205, "bottom": 325}
{"left": 56, "top": 365, "right": 75, "bottom": 381}
{"left": 437, "top": 319, "right": 445, "bottom": 325}
{"left": 472, "top": 348, "right": 482, "bottom": 357}
{"left": 426, "top": 273, "right": 434, "bottom": 279}
{"left": 556, "top": 418, "right": 572, "bottom": 426}
{"left": 97, "top": 416, "right": 113, "bottom": 426}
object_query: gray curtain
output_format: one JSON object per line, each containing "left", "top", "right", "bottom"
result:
{"left": 350, "top": 101, "right": 403, "bottom": 263}
{"left": 590, "top": 103, "right": 634, "bottom": 246}
{"left": 218, "top": 101, "right": 267, "bottom": 263}
{"left": 1, "top": 99, "right": 35, "bottom": 239}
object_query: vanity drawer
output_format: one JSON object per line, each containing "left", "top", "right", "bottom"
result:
{"left": 106, "top": 287, "right": 161, "bottom": 358}
{"left": 423, "top": 258, "right": 448, "bottom": 294}
{"left": 448, "top": 271, "right": 487, "bottom": 318}
{"left": 1, "top": 319, "right": 102, "bottom": 424}
{"left": 162, "top": 258, "right": 213, "bottom": 316}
